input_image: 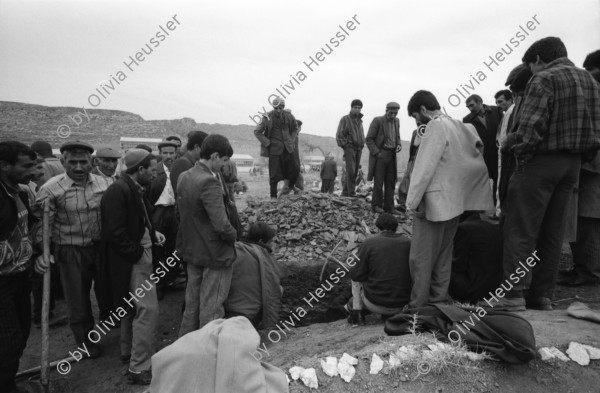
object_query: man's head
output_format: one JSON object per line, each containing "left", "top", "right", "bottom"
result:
{"left": 165, "top": 136, "right": 182, "bottom": 152}
{"left": 494, "top": 89, "right": 513, "bottom": 111}
{"left": 30, "top": 140, "right": 54, "bottom": 159}
{"left": 385, "top": 102, "right": 400, "bottom": 120}
{"left": 407, "top": 90, "right": 441, "bottom": 125}
{"left": 506, "top": 65, "right": 533, "bottom": 96}
{"left": 186, "top": 130, "right": 209, "bottom": 160}
{"left": 94, "top": 148, "right": 121, "bottom": 177}
{"left": 135, "top": 144, "right": 153, "bottom": 153}
{"left": 32, "top": 157, "right": 45, "bottom": 182}
{"left": 245, "top": 222, "right": 276, "bottom": 246}
{"left": 271, "top": 96, "right": 285, "bottom": 116}
{"left": 350, "top": 99, "right": 363, "bottom": 115}
{"left": 124, "top": 149, "right": 157, "bottom": 187}
{"left": 60, "top": 141, "right": 94, "bottom": 183}
{"left": 199, "top": 134, "right": 234, "bottom": 173}
{"left": 522, "top": 37, "right": 568, "bottom": 74}
{"left": 375, "top": 213, "right": 398, "bottom": 232}
{"left": 465, "top": 94, "right": 484, "bottom": 115}
{"left": 157, "top": 142, "right": 178, "bottom": 170}
{"left": 0, "top": 141, "right": 37, "bottom": 186}
{"left": 297, "top": 120, "right": 303, "bottom": 132}
{"left": 583, "top": 49, "right": 600, "bottom": 82}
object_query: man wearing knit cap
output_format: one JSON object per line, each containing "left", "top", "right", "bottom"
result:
{"left": 337, "top": 99, "right": 365, "bottom": 197}
{"left": 366, "top": 102, "right": 402, "bottom": 214}
{"left": 93, "top": 147, "right": 121, "bottom": 182}
{"left": 254, "top": 97, "right": 300, "bottom": 199}
{"left": 33, "top": 140, "right": 112, "bottom": 359}
{"left": 30, "top": 140, "right": 64, "bottom": 187}
{"left": 101, "top": 148, "right": 164, "bottom": 385}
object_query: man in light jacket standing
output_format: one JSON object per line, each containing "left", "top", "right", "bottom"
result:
{"left": 177, "top": 134, "right": 237, "bottom": 336}
{"left": 406, "top": 91, "right": 493, "bottom": 308}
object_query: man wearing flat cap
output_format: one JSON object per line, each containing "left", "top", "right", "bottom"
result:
{"left": 254, "top": 97, "right": 300, "bottom": 199}
{"left": 148, "top": 141, "right": 179, "bottom": 299}
{"left": 93, "top": 147, "right": 122, "bottom": 182}
{"left": 366, "top": 102, "right": 402, "bottom": 214}
{"left": 30, "top": 140, "right": 64, "bottom": 187}
{"left": 33, "top": 140, "right": 112, "bottom": 359}
{"left": 337, "top": 99, "right": 365, "bottom": 197}
{"left": 101, "top": 148, "right": 165, "bottom": 385}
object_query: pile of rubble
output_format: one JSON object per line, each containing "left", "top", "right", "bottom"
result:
{"left": 240, "top": 192, "right": 412, "bottom": 263}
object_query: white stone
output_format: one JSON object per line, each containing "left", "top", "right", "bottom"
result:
{"left": 465, "top": 352, "right": 485, "bottom": 362}
{"left": 300, "top": 368, "right": 318, "bottom": 389}
{"left": 538, "top": 347, "right": 555, "bottom": 362}
{"left": 581, "top": 344, "right": 600, "bottom": 360}
{"left": 547, "top": 347, "right": 569, "bottom": 362}
{"left": 389, "top": 353, "right": 401, "bottom": 368}
{"left": 320, "top": 357, "right": 338, "bottom": 377}
{"left": 370, "top": 354, "right": 384, "bottom": 375}
{"left": 566, "top": 342, "right": 590, "bottom": 366}
{"left": 340, "top": 353, "right": 358, "bottom": 365}
{"left": 289, "top": 366, "right": 304, "bottom": 380}
{"left": 337, "top": 360, "right": 356, "bottom": 383}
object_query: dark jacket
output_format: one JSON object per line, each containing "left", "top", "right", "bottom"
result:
{"left": 336, "top": 113, "right": 365, "bottom": 149}
{"left": 463, "top": 105, "right": 503, "bottom": 179}
{"left": 100, "top": 174, "right": 156, "bottom": 309}
{"left": 170, "top": 152, "right": 196, "bottom": 194}
{"left": 365, "top": 115, "right": 401, "bottom": 181}
{"left": 320, "top": 159, "right": 337, "bottom": 180}
{"left": 351, "top": 232, "right": 411, "bottom": 308}
{"left": 254, "top": 110, "right": 298, "bottom": 156}
{"left": 148, "top": 163, "right": 168, "bottom": 206}
{"left": 176, "top": 162, "right": 237, "bottom": 268}
{"left": 225, "top": 241, "right": 282, "bottom": 330}
{"left": 450, "top": 220, "right": 503, "bottom": 303}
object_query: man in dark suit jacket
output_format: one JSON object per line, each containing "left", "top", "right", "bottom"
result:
{"left": 366, "top": 102, "right": 402, "bottom": 213}
{"left": 463, "top": 94, "right": 503, "bottom": 205}
{"left": 253, "top": 97, "right": 300, "bottom": 199}
{"left": 177, "top": 134, "right": 237, "bottom": 336}
{"left": 320, "top": 156, "right": 337, "bottom": 193}
{"left": 169, "top": 130, "right": 208, "bottom": 194}
{"left": 101, "top": 149, "right": 165, "bottom": 385}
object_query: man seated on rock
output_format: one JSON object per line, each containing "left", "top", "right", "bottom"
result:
{"left": 224, "top": 222, "right": 282, "bottom": 330}
{"left": 346, "top": 213, "right": 412, "bottom": 321}
{"left": 449, "top": 214, "right": 503, "bottom": 304}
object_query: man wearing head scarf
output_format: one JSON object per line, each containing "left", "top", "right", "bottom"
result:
{"left": 253, "top": 97, "right": 300, "bottom": 199}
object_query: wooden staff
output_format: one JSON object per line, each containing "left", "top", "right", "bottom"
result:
{"left": 41, "top": 199, "right": 51, "bottom": 390}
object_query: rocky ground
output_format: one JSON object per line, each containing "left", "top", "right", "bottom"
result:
{"left": 17, "top": 172, "right": 600, "bottom": 392}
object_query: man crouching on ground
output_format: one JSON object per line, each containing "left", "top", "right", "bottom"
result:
{"left": 346, "top": 213, "right": 412, "bottom": 322}
{"left": 224, "top": 222, "right": 282, "bottom": 331}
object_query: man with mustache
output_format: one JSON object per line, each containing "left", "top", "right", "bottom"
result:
{"left": 148, "top": 141, "right": 179, "bottom": 299}
{"left": 33, "top": 140, "right": 112, "bottom": 359}
{"left": 92, "top": 147, "right": 121, "bottom": 182}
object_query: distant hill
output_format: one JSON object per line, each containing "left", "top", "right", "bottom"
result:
{"left": 0, "top": 101, "right": 409, "bottom": 172}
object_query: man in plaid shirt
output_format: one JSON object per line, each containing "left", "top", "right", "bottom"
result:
{"left": 491, "top": 37, "right": 600, "bottom": 311}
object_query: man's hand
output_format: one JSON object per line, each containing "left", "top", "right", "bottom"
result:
{"left": 155, "top": 231, "right": 166, "bottom": 246}
{"left": 34, "top": 254, "right": 54, "bottom": 275}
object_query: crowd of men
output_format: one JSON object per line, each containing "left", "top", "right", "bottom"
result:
{"left": 1, "top": 36, "right": 599, "bottom": 392}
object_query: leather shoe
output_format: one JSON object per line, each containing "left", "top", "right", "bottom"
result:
{"left": 372, "top": 206, "right": 384, "bottom": 214}
{"left": 126, "top": 369, "right": 152, "bottom": 385}
{"left": 557, "top": 275, "right": 600, "bottom": 287}
{"left": 525, "top": 296, "right": 553, "bottom": 311}
{"left": 86, "top": 343, "right": 102, "bottom": 359}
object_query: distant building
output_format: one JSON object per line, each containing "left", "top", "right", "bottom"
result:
{"left": 231, "top": 153, "right": 254, "bottom": 168}
{"left": 119, "top": 137, "right": 163, "bottom": 153}
{"left": 304, "top": 155, "right": 325, "bottom": 171}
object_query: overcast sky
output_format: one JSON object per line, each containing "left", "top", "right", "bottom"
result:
{"left": 1, "top": 0, "right": 599, "bottom": 140}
